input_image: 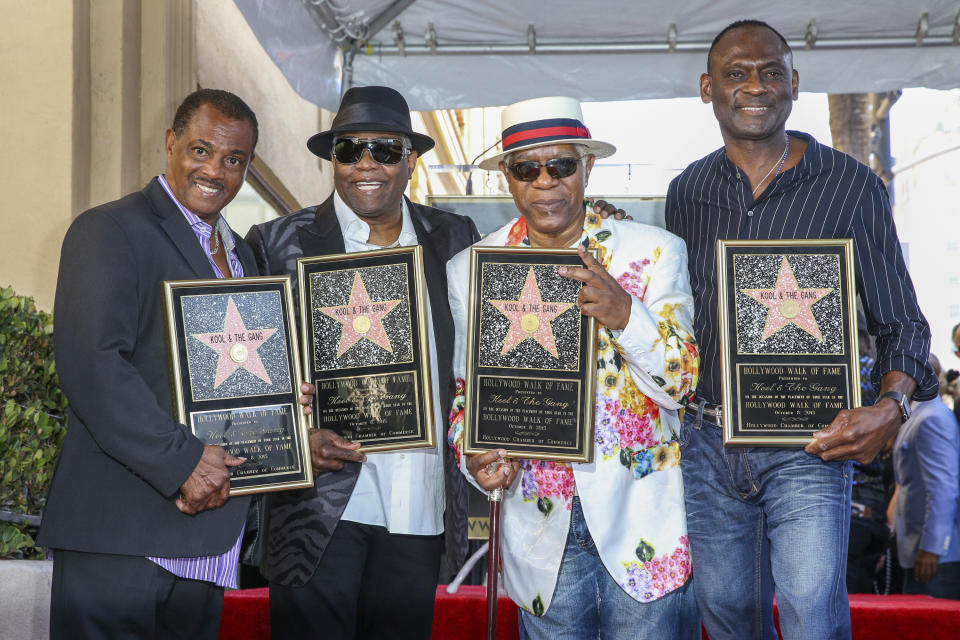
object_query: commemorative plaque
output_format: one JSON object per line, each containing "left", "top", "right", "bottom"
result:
{"left": 464, "top": 247, "right": 597, "bottom": 462}
{"left": 162, "top": 276, "right": 312, "bottom": 495}
{"left": 298, "top": 246, "right": 435, "bottom": 452}
{"left": 717, "top": 239, "right": 860, "bottom": 446}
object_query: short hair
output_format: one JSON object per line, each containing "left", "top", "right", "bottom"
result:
{"left": 171, "top": 88, "right": 259, "bottom": 150}
{"left": 952, "top": 322, "right": 960, "bottom": 343}
{"left": 708, "top": 20, "right": 792, "bottom": 72}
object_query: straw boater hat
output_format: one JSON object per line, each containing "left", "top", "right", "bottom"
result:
{"left": 478, "top": 96, "right": 616, "bottom": 171}
{"left": 306, "top": 85, "right": 435, "bottom": 160}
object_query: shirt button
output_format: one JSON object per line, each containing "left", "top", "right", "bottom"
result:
{"left": 746, "top": 210, "right": 755, "bottom": 217}
{"left": 399, "top": 453, "right": 406, "bottom": 459}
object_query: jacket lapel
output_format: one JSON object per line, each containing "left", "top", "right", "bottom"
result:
{"left": 409, "top": 200, "right": 455, "bottom": 393}
{"left": 234, "top": 235, "right": 259, "bottom": 277}
{"left": 146, "top": 178, "right": 216, "bottom": 279}
{"left": 298, "top": 196, "right": 346, "bottom": 258}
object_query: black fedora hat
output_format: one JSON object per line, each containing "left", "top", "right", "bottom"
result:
{"left": 306, "top": 86, "right": 435, "bottom": 160}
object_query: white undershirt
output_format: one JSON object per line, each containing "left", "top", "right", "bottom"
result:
{"left": 333, "top": 191, "right": 446, "bottom": 535}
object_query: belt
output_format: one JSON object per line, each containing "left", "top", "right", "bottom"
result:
{"left": 685, "top": 399, "right": 723, "bottom": 425}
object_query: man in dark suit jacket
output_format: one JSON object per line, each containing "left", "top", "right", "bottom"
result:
{"left": 245, "top": 85, "right": 479, "bottom": 640}
{"left": 39, "top": 89, "right": 269, "bottom": 639}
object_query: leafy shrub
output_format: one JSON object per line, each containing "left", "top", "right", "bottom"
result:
{"left": 0, "top": 286, "right": 67, "bottom": 559}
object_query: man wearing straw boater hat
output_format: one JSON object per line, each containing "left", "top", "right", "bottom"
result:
{"left": 447, "top": 96, "right": 701, "bottom": 638}
{"left": 246, "top": 85, "right": 480, "bottom": 640}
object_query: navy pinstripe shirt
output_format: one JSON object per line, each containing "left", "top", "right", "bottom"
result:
{"left": 666, "top": 131, "right": 937, "bottom": 406}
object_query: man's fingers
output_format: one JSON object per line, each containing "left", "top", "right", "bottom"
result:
{"left": 503, "top": 461, "right": 522, "bottom": 488}
{"left": 175, "top": 496, "right": 195, "bottom": 514}
{"left": 331, "top": 434, "right": 362, "bottom": 449}
{"left": 224, "top": 453, "right": 247, "bottom": 467}
{"left": 301, "top": 381, "right": 315, "bottom": 395}
{"left": 312, "top": 457, "right": 346, "bottom": 473}
{"left": 577, "top": 243, "right": 602, "bottom": 268}
{"left": 466, "top": 450, "right": 514, "bottom": 491}
{"left": 323, "top": 444, "right": 366, "bottom": 462}
{"left": 592, "top": 200, "right": 631, "bottom": 220}
{"left": 803, "top": 411, "right": 848, "bottom": 454}
{"left": 466, "top": 449, "right": 508, "bottom": 477}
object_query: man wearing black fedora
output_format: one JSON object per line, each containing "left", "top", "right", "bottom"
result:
{"left": 245, "top": 85, "right": 480, "bottom": 639}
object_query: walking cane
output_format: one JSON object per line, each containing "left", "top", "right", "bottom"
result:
{"left": 486, "top": 465, "right": 505, "bottom": 640}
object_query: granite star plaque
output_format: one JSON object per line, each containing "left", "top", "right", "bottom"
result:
{"left": 464, "top": 247, "right": 598, "bottom": 462}
{"left": 716, "top": 239, "right": 861, "bottom": 446}
{"left": 162, "top": 276, "right": 312, "bottom": 495}
{"left": 298, "top": 246, "right": 435, "bottom": 452}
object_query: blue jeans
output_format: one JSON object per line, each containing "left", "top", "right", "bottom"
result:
{"left": 679, "top": 410, "right": 853, "bottom": 640}
{"left": 518, "top": 497, "right": 700, "bottom": 640}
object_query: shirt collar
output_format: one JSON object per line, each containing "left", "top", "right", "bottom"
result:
{"left": 332, "top": 190, "right": 417, "bottom": 248}
{"left": 715, "top": 130, "right": 819, "bottom": 194}
{"left": 157, "top": 174, "right": 238, "bottom": 255}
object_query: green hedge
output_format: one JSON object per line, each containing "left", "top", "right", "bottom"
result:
{"left": 0, "top": 286, "right": 67, "bottom": 559}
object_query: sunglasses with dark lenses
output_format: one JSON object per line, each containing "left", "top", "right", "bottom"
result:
{"left": 507, "top": 157, "right": 581, "bottom": 182}
{"left": 332, "top": 137, "right": 410, "bottom": 165}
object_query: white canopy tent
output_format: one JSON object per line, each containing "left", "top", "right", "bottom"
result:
{"left": 234, "top": 0, "right": 960, "bottom": 111}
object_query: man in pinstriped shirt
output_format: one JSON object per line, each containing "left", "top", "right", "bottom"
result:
{"left": 665, "top": 20, "right": 937, "bottom": 640}
{"left": 39, "top": 89, "right": 312, "bottom": 639}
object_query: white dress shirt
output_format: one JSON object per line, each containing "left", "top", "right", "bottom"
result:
{"left": 334, "top": 191, "right": 446, "bottom": 535}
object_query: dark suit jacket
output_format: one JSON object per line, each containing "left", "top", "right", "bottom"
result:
{"left": 38, "top": 178, "right": 254, "bottom": 557}
{"left": 245, "top": 195, "right": 479, "bottom": 586}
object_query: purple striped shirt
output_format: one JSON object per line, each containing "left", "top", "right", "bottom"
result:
{"left": 149, "top": 174, "right": 245, "bottom": 588}
{"left": 157, "top": 174, "right": 244, "bottom": 279}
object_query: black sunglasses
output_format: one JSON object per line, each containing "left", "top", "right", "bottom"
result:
{"left": 507, "top": 157, "right": 582, "bottom": 182}
{"left": 332, "top": 137, "right": 410, "bottom": 165}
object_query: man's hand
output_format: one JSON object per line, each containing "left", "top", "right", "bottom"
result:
{"left": 310, "top": 428, "right": 365, "bottom": 473}
{"left": 592, "top": 199, "right": 632, "bottom": 220}
{"left": 804, "top": 403, "right": 901, "bottom": 464}
{"left": 466, "top": 449, "right": 520, "bottom": 492}
{"left": 299, "top": 381, "right": 315, "bottom": 416}
{"left": 805, "top": 371, "right": 916, "bottom": 464}
{"left": 177, "top": 445, "right": 245, "bottom": 515}
{"left": 558, "top": 244, "right": 632, "bottom": 330}
{"left": 914, "top": 549, "right": 939, "bottom": 582}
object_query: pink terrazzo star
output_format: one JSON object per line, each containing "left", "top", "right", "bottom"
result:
{"left": 192, "top": 296, "right": 277, "bottom": 388}
{"left": 317, "top": 271, "right": 401, "bottom": 357}
{"left": 741, "top": 257, "right": 833, "bottom": 342}
{"left": 489, "top": 267, "right": 575, "bottom": 358}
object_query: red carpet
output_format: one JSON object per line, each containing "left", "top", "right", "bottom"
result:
{"left": 219, "top": 586, "right": 960, "bottom": 639}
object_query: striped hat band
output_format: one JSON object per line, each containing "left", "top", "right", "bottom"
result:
{"left": 502, "top": 118, "right": 592, "bottom": 152}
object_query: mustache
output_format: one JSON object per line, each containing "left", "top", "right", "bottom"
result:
{"left": 193, "top": 177, "right": 225, "bottom": 190}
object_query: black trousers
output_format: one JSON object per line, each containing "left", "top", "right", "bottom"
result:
{"left": 50, "top": 549, "right": 224, "bottom": 640}
{"left": 269, "top": 520, "right": 443, "bottom": 640}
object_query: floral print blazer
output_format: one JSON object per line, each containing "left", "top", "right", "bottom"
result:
{"left": 447, "top": 213, "right": 700, "bottom": 616}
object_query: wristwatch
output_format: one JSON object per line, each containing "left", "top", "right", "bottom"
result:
{"left": 879, "top": 390, "right": 911, "bottom": 423}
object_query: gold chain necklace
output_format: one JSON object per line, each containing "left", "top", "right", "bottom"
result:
{"left": 752, "top": 135, "right": 790, "bottom": 196}
{"left": 209, "top": 228, "right": 221, "bottom": 255}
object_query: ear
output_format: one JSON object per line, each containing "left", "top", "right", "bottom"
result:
{"left": 700, "top": 73, "right": 713, "bottom": 104}
{"left": 164, "top": 129, "right": 177, "bottom": 157}
{"left": 406, "top": 150, "right": 419, "bottom": 177}
{"left": 791, "top": 69, "right": 800, "bottom": 100}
